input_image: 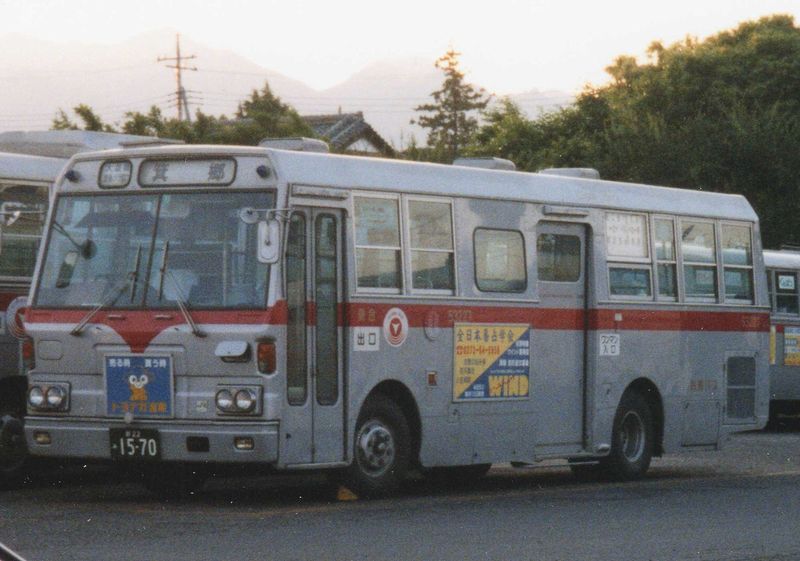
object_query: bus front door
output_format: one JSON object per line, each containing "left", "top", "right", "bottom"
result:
{"left": 533, "top": 222, "right": 588, "bottom": 455}
{"left": 282, "top": 208, "right": 346, "bottom": 466}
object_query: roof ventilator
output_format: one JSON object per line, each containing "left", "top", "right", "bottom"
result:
{"left": 452, "top": 157, "right": 516, "bottom": 171}
{"left": 538, "top": 167, "right": 600, "bottom": 179}
{"left": 259, "top": 137, "right": 330, "bottom": 153}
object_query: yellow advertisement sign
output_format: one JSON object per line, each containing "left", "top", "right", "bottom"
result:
{"left": 784, "top": 327, "right": 800, "bottom": 366}
{"left": 453, "top": 323, "right": 530, "bottom": 401}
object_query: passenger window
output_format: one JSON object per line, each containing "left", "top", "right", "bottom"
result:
{"left": 681, "top": 220, "right": 717, "bottom": 300}
{"left": 654, "top": 219, "right": 677, "bottom": 299}
{"left": 474, "top": 229, "right": 526, "bottom": 292}
{"left": 605, "top": 212, "right": 650, "bottom": 297}
{"left": 408, "top": 200, "right": 454, "bottom": 291}
{"left": 775, "top": 270, "right": 799, "bottom": 314}
{"left": 354, "top": 197, "right": 402, "bottom": 290}
{"left": 537, "top": 234, "right": 581, "bottom": 282}
{"left": 721, "top": 224, "right": 753, "bottom": 303}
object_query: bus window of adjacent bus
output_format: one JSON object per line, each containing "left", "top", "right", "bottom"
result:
{"left": 681, "top": 220, "right": 717, "bottom": 301}
{"left": 605, "top": 212, "right": 651, "bottom": 297}
{"left": 537, "top": 233, "right": 581, "bottom": 283}
{"left": 654, "top": 218, "right": 677, "bottom": 299}
{"left": 407, "top": 199, "right": 454, "bottom": 292}
{"left": 354, "top": 196, "right": 402, "bottom": 291}
{"left": 0, "top": 185, "right": 48, "bottom": 279}
{"left": 775, "top": 270, "right": 799, "bottom": 314}
{"left": 721, "top": 224, "right": 754, "bottom": 304}
{"left": 474, "top": 228, "right": 526, "bottom": 292}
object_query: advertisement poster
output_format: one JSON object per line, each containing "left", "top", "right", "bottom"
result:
{"left": 453, "top": 323, "right": 530, "bottom": 401}
{"left": 784, "top": 327, "right": 800, "bottom": 366}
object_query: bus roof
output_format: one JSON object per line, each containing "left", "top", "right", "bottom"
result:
{"left": 0, "top": 152, "right": 66, "bottom": 184}
{"left": 65, "top": 144, "right": 758, "bottom": 222}
{"left": 764, "top": 249, "right": 800, "bottom": 270}
{"left": 0, "top": 130, "right": 182, "bottom": 159}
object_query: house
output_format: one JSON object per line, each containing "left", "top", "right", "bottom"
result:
{"left": 302, "top": 112, "right": 395, "bottom": 157}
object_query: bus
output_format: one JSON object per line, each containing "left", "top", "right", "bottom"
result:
{"left": 22, "top": 141, "right": 769, "bottom": 496}
{"left": 0, "top": 131, "right": 180, "bottom": 485}
{"left": 764, "top": 249, "right": 800, "bottom": 426}
{"left": 0, "top": 151, "right": 65, "bottom": 482}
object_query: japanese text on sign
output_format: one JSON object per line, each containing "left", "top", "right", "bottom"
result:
{"left": 785, "top": 327, "right": 800, "bottom": 366}
{"left": 453, "top": 323, "right": 530, "bottom": 401}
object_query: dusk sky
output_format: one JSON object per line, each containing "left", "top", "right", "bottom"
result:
{"left": 2, "top": 0, "right": 799, "bottom": 93}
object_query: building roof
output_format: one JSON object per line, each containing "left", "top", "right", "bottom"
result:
{"left": 302, "top": 112, "right": 395, "bottom": 157}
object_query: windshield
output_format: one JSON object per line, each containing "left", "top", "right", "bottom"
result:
{"left": 0, "top": 184, "right": 48, "bottom": 279}
{"left": 35, "top": 191, "right": 274, "bottom": 309}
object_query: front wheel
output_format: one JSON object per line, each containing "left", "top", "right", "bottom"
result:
{"left": 0, "top": 414, "right": 28, "bottom": 489}
{"left": 599, "top": 391, "right": 654, "bottom": 481}
{"left": 345, "top": 395, "right": 411, "bottom": 497}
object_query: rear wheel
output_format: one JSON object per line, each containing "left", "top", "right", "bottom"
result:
{"left": 345, "top": 395, "right": 411, "bottom": 497}
{"left": 0, "top": 414, "right": 27, "bottom": 489}
{"left": 599, "top": 391, "right": 654, "bottom": 481}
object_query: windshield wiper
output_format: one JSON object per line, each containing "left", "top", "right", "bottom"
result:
{"left": 163, "top": 270, "right": 206, "bottom": 338}
{"left": 70, "top": 244, "right": 142, "bottom": 336}
{"left": 156, "top": 241, "right": 205, "bottom": 338}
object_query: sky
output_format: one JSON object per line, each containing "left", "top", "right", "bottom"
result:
{"left": 1, "top": 0, "right": 799, "bottom": 94}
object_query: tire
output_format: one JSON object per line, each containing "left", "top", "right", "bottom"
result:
{"left": 142, "top": 463, "right": 206, "bottom": 500}
{"left": 345, "top": 395, "right": 411, "bottom": 497}
{"left": 598, "top": 391, "right": 654, "bottom": 481}
{"left": 0, "top": 414, "right": 28, "bottom": 489}
{"left": 425, "top": 463, "right": 491, "bottom": 486}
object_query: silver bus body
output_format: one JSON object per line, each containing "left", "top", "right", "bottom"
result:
{"left": 23, "top": 144, "right": 769, "bottom": 486}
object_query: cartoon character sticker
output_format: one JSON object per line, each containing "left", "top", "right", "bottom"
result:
{"left": 128, "top": 373, "right": 150, "bottom": 401}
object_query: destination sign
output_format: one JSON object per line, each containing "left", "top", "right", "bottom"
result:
{"left": 139, "top": 158, "right": 236, "bottom": 187}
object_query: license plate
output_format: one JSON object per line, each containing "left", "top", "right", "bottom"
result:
{"left": 110, "top": 428, "right": 160, "bottom": 460}
{"left": 105, "top": 355, "right": 173, "bottom": 418}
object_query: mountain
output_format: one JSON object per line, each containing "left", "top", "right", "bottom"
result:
{"left": 0, "top": 30, "right": 573, "bottom": 147}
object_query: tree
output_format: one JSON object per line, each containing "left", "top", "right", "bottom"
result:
{"left": 469, "top": 15, "right": 800, "bottom": 247}
{"left": 413, "top": 49, "right": 490, "bottom": 162}
{"left": 52, "top": 104, "right": 115, "bottom": 132}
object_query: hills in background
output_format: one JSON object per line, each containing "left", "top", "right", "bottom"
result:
{"left": 0, "top": 29, "right": 574, "bottom": 147}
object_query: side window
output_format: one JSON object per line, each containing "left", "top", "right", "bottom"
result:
{"left": 354, "top": 197, "right": 402, "bottom": 291}
{"left": 654, "top": 219, "right": 677, "bottom": 299}
{"left": 681, "top": 220, "right": 717, "bottom": 301}
{"left": 721, "top": 224, "right": 753, "bottom": 304}
{"left": 775, "top": 270, "right": 799, "bottom": 314}
{"left": 407, "top": 200, "right": 454, "bottom": 292}
{"left": 537, "top": 234, "right": 581, "bottom": 282}
{"left": 474, "top": 229, "right": 526, "bottom": 292}
{"left": 605, "top": 212, "right": 651, "bottom": 297}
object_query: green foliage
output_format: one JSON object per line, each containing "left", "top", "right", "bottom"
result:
{"left": 52, "top": 82, "right": 312, "bottom": 146}
{"left": 470, "top": 15, "right": 800, "bottom": 247}
{"left": 413, "top": 49, "right": 490, "bottom": 162}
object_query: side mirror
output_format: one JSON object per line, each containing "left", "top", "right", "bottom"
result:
{"left": 257, "top": 219, "right": 282, "bottom": 264}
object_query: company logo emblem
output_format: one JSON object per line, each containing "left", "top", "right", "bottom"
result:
{"left": 383, "top": 307, "right": 409, "bottom": 347}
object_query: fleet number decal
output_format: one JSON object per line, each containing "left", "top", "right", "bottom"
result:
{"left": 599, "top": 333, "right": 620, "bottom": 356}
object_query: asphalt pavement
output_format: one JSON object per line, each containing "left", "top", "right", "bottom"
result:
{"left": 1, "top": 429, "right": 799, "bottom": 561}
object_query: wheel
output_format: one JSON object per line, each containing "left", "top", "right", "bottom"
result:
{"left": 599, "top": 391, "right": 654, "bottom": 481}
{"left": 345, "top": 395, "right": 411, "bottom": 497}
{"left": 0, "top": 414, "right": 28, "bottom": 489}
{"left": 425, "top": 463, "right": 491, "bottom": 486}
{"left": 142, "top": 463, "right": 206, "bottom": 499}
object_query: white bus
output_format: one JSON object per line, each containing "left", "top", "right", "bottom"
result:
{"left": 23, "top": 141, "right": 769, "bottom": 496}
{"left": 764, "top": 249, "right": 800, "bottom": 426}
{"left": 0, "top": 131, "right": 179, "bottom": 485}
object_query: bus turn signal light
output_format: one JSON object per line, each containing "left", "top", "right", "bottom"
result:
{"left": 257, "top": 342, "right": 276, "bottom": 374}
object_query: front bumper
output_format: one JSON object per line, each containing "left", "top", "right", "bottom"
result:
{"left": 25, "top": 417, "right": 279, "bottom": 464}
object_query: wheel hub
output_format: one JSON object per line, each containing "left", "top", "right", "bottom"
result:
{"left": 620, "top": 411, "right": 645, "bottom": 462}
{"left": 356, "top": 420, "right": 395, "bottom": 477}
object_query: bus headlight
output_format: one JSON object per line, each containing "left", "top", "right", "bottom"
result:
{"left": 28, "top": 383, "right": 70, "bottom": 412}
{"left": 46, "top": 386, "right": 66, "bottom": 408}
{"left": 28, "top": 386, "right": 45, "bottom": 408}
{"left": 215, "top": 385, "right": 261, "bottom": 415}
{"left": 234, "top": 389, "right": 256, "bottom": 413}
{"left": 215, "top": 389, "right": 234, "bottom": 412}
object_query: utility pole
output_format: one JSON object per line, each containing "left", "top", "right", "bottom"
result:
{"left": 157, "top": 33, "right": 197, "bottom": 121}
